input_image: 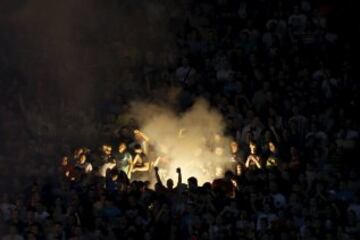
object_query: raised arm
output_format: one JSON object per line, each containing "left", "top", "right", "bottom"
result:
{"left": 132, "top": 154, "right": 141, "bottom": 166}
{"left": 245, "top": 156, "right": 251, "bottom": 168}
{"left": 131, "top": 154, "right": 150, "bottom": 173}
{"left": 245, "top": 155, "right": 261, "bottom": 169}
{"left": 134, "top": 129, "right": 150, "bottom": 142}
{"left": 153, "top": 156, "right": 160, "bottom": 168}
{"left": 176, "top": 168, "right": 182, "bottom": 188}
{"left": 254, "top": 156, "right": 261, "bottom": 168}
{"left": 154, "top": 167, "right": 163, "bottom": 186}
{"left": 132, "top": 162, "right": 150, "bottom": 172}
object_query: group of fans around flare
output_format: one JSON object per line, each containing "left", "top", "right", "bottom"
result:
{"left": 59, "top": 125, "right": 286, "bottom": 186}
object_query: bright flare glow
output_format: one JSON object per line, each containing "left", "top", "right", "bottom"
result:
{"left": 129, "top": 98, "right": 234, "bottom": 185}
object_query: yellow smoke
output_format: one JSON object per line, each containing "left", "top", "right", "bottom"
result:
{"left": 129, "top": 98, "right": 233, "bottom": 185}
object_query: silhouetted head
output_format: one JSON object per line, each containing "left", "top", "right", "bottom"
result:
{"left": 187, "top": 177, "right": 198, "bottom": 190}
{"left": 166, "top": 179, "right": 174, "bottom": 190}
{"left": 225, "top": 170, "right": 234, "bottom": 181}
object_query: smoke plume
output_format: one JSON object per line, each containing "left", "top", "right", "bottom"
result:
{"left": 1, "top": 0, "right": 176, "bottom": 144}
{"left": 0, "top": 0, "right": 179, "bottom": 192}
{"left": 129, "top": 98, "right": 234, "bottom": 185}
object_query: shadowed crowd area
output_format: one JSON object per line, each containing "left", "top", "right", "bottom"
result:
{"left": 0, "top": 0, "right": 359, "bottom": 239}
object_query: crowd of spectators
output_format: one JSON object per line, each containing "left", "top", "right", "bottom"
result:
{"left": 1, "top": 0, "right": 360, "bottom": 239}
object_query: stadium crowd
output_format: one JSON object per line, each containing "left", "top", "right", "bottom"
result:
{"left": 1, "top": 0, "right": 359, "bottom": 239}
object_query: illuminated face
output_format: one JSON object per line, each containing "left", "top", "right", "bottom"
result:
{"left": 249, "top": 143, "right": 256, "bottom": 154}
{"left": 134, "top": 129, "right": 144, "bottom": 141}
{"left": 102, "top": 145, "right": 107, "bottom": 152}
{"left": 107, "top": 147, "right": 112, "bottom": 155}
{"left": 74, "top": 148, "right": 83, "bottom": 158}
{"left": 119, "top": 143, "right": 126, "bottom": 153}
{"left": 79, "top": 155, "right": 86, "bottom": 164}
{"left": 215, "top": 167, "right": 224, "bottom": 177}
{"left": 112, "top": 174, "right": 118, "bottom": 181}
{"left": 61, "top": 157, "right": 68, "bottom": 166}
{"left": 102, "top": 145, "right": 112, "bottom": 155}
{"left": 269, "top": 142, "right": 276, "bottom": 153}
{"left": 231, "top": 142, "right": 238, "bottom": 152}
